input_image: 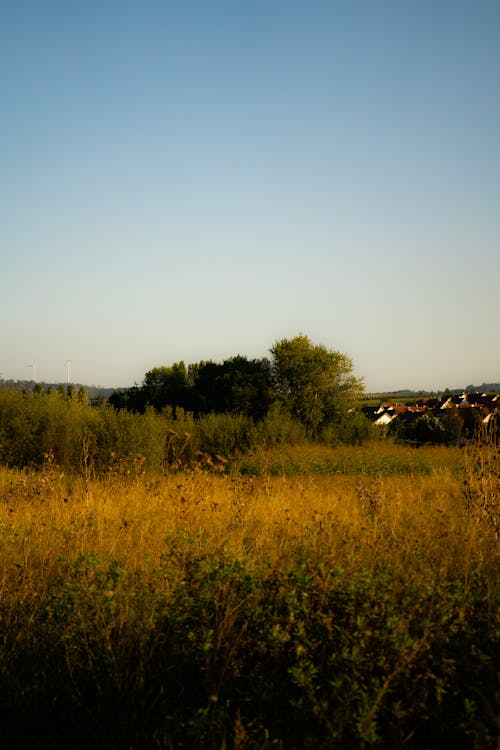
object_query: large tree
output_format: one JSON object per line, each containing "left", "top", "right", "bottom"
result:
{"left": 270, "top": 335, "right": 364, "bottom": 434}
{"left": 190, "top": 356, "right": 273, "bottom": 418}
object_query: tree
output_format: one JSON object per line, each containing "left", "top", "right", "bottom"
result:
{"left": 270, "top": 335, "right": 364, "bottom": 435}
{"left": 191, "top": 356, "right": 273, "bottom": 418}
{"left": 413, "top": 413, "right": 447, "bottom": 445}
{"left": 142, "top": 362, "right": 190, "bottom": 411}
{"left": 109, "top": 385, "right": 148, "bottom": 413}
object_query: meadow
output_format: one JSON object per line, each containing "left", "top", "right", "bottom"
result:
{"left": 0, "top": 435, "right": 498, "bottom": 749}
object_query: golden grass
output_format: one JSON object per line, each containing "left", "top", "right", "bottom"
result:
{"left": 0, "top": 444, "right": 495, "bottom": 596}
{"left": 0, "top": 442, "right": 498, "bottom": 748}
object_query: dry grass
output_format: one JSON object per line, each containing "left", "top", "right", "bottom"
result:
{"left": 0, "top": 442, "right": 497, "bottom": 749}
{"left": 0, "top": 446, "right": 494, "bottom": 592}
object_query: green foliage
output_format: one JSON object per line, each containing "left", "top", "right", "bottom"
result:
{"left": 196, "top": 411, "right": 258, "bottom": 458}
{"left": 257, "top": 401, "right": 307, "bottom": 447}
{"left": 322, "top": 409, "right": 374, "bottom": 445}
{"left": 392, "top": 410, "right": 467, "bottom": 447}
{"left": 270, "top": 334, "right": 364, "bottom": 436}
{"left": 0, "top": 431, "right": 497, "bottom": 748}
{"left": 190, "top": 356, "right": 274, "bottom": 418}
{"left": 110, "top": 335, "right": 363, "bottom": 441}
{"left": 440, "top": 408, "right": 464, "bottom": 445}
{"left": 142, "top": 361, "right": 190, "bottom": 410}
{"left": 0, "top": 389, "right": 171, "bottom": 475}
{"left": 1, "top": 550, "right": 497, "bottom": 749}
{"left": 0, "top": 385, "right": 374, "bottom": 477}
{"left": 112, "top": 355, "right": 275, "bottom": 419}
{"left": 0, "top": 387, "right": 90, "bottom": 469}
{"left": 232, "top": 442, "right": 461, "bottom": 478}
{"left": 412, "top": 414, "right": 448, "bottom": 445}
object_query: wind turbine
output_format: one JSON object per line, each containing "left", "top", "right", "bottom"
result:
{"left": 27, "top": 364, "right": 38, "bottom": 382}
{"left": 65, "top": 360, "right": 72, "bottom": 384}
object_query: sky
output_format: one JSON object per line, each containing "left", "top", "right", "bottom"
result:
{"left": 1, "top": 0, "right": 499, "bottom": 392}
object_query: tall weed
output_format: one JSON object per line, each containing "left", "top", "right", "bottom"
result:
{"left": 0, "top": 449, "right": 497, "bottom": 748}
{"left": 462, "top": 423, "right": 499, "bottom": 538}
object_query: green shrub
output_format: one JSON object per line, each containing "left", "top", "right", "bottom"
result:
{"left": 1, "top": 551, "right": 497, "bottom": 749}
{"left": 257, "top": 402, "right": 307, "bottom": 447}
{"left": 321, "top": 410, "right": 374, "bottom": 446}
{"left": 196, "top": 411, "right": 258, "bottom": 458}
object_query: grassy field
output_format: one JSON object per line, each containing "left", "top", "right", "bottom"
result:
{"left": 0, "top": 438, "right": 498, "bottom": 749}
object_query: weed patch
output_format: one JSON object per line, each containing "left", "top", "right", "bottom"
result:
{"left": 0, "top": 440, "right": 497, "bottom": 749}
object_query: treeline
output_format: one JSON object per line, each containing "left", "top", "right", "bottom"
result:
{"left": 0, "top": 386, "right": 370, "bottom": 477}
{"left": 0, "top": 336, "right": 374, "bottom": 474}
{"left": 109, "top": 356, "right": 273, "bottom": 419}
{"left": 110, "top": 335, "right": 364, "bottom": 431}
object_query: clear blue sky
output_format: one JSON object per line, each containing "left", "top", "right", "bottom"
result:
{"left": 1, "top": 0, "right": 499, "bottom": 391}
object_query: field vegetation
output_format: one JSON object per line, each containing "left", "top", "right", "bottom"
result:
{"left": 0, "top": 337, "right": 498, "bottom": 748}
{"left": 0, "top": 422, "right": 498, "bottom": 748}
{"left": 0, "top": 386, "right": 371, "bottom": 476}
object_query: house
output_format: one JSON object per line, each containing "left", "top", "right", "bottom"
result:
{"left": 374, "top": 411, "right": 397, "bottom": 426}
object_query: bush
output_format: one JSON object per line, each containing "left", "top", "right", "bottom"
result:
{"left": 0, "top": 387, "right": 372, "bottom": 479}
{"left": 321, "top": 410, "right": 374, "bottom": 446}
{"left": 1, "top": 553, "right": 496, "bottom": 749}
{"left": 257, "top": 402, "right": 307, "bottom": 447}
{"left": 196, "top": 412, "right": 258, "bottom": 458}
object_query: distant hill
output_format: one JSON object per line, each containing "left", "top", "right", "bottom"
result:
{"left": 463, "top": 382, "right": 500, "bottom": 393}
{"left": 363, "top": 383, "right": 500, "bottom": 400}
{"left": 3, "top": 379, "right": 499, "bottom": 403}
{"left": 0, "top": 380, "right": 118, "bottom": 400}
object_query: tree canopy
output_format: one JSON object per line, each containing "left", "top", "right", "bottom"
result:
{"left": 270, "top": 335, "right": 364, "bottom": 434}
{"left": 110, "top": 355, "right": 274, "bottom": 419}
{"left": 109, "top": 335, "right": 364, "bottom": 436}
